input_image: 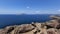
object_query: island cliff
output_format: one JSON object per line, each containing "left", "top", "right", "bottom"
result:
{"left": 0, "top": 15, "right": 60, "bottom": 34}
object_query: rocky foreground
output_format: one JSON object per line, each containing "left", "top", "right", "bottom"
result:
{"left": 0, "top": 15, "right": 60, "bottom": 34}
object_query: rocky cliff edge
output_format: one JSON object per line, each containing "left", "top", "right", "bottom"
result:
{"left": 0, "top": 15, "right": 60, "bottom": 34}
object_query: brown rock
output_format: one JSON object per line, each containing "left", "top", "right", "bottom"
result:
{"left": 46, "top": 20, "right": 59, "bottom": 28}
{"left": 47, "top": 28, "right": 58, "bottom": 34}
{"left": 0, "top": 15, "right": 60, "bottom": 34}
{"left": 11, "top": 24, "right": 35, "bottom": 34}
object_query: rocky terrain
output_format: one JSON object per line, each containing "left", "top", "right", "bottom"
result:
{"left": 0, "top": 15, "right": 60, "bottom": 34}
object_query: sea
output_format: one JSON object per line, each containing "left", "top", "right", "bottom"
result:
{"left": 0, "top": 14, "right": 55, "bottom": 28}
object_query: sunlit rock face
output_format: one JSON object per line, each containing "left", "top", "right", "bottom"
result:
{"left": 0, "top": 15, "right": 60, "bottom": 34}
{"left": 47, "top": 28, "right": 58, "bottom": 34}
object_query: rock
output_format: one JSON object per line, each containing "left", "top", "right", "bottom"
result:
{"left": 0, "top": 25, "right": 17, "bottom": 34}
{"left": 10, "top": 24, "right": 35, "bottom": 34}
{"left": 47, "top": 28, "right": 58, "bottom": 34}
{"left": 0, "top": 15, "right": 60, "bottom": 34}
{"left": 46, "top": 15, "right": 60, "bottom": 29}
{"left": 50, "top": 15, "right": 60, "bottom": 20}
{"left": 46, "top": 20, "right": 59, "bottom": 28}
{"left": 0, "top": 22, "right": 60, "bottom": 34}
{"left": 0, "top": 29, "right": 6, "bottom": 34}
{"left": 50, "top": 15, "right": 60, "bottom": 23}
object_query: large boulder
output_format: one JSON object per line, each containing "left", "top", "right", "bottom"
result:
{"left": 11, "top": 24, "right": 35, "bottom": 34}
{"left": 46, "top": 20, "right": 59, "bottom": 29}
{"left": 47, "top": 28, "right": 58, "bottom": 34}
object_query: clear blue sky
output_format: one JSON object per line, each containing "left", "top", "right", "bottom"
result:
{"left": 0, "top": 0, "right": 60, "bottom": 14}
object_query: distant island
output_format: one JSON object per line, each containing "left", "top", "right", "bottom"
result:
{"left": 0, "top": 15, "right": 60, "bottom": 34}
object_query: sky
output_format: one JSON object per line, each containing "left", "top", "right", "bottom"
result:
{"left": 0, "top": 0, "right": 60, "bottom": 14}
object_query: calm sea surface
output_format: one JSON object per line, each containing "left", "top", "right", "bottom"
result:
{"left": 0, "top": 14, "right": 53, "bottom": 28}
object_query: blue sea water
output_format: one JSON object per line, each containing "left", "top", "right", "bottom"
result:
{"left": 0, "top": 14, "right": 52, "bottom": 28}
